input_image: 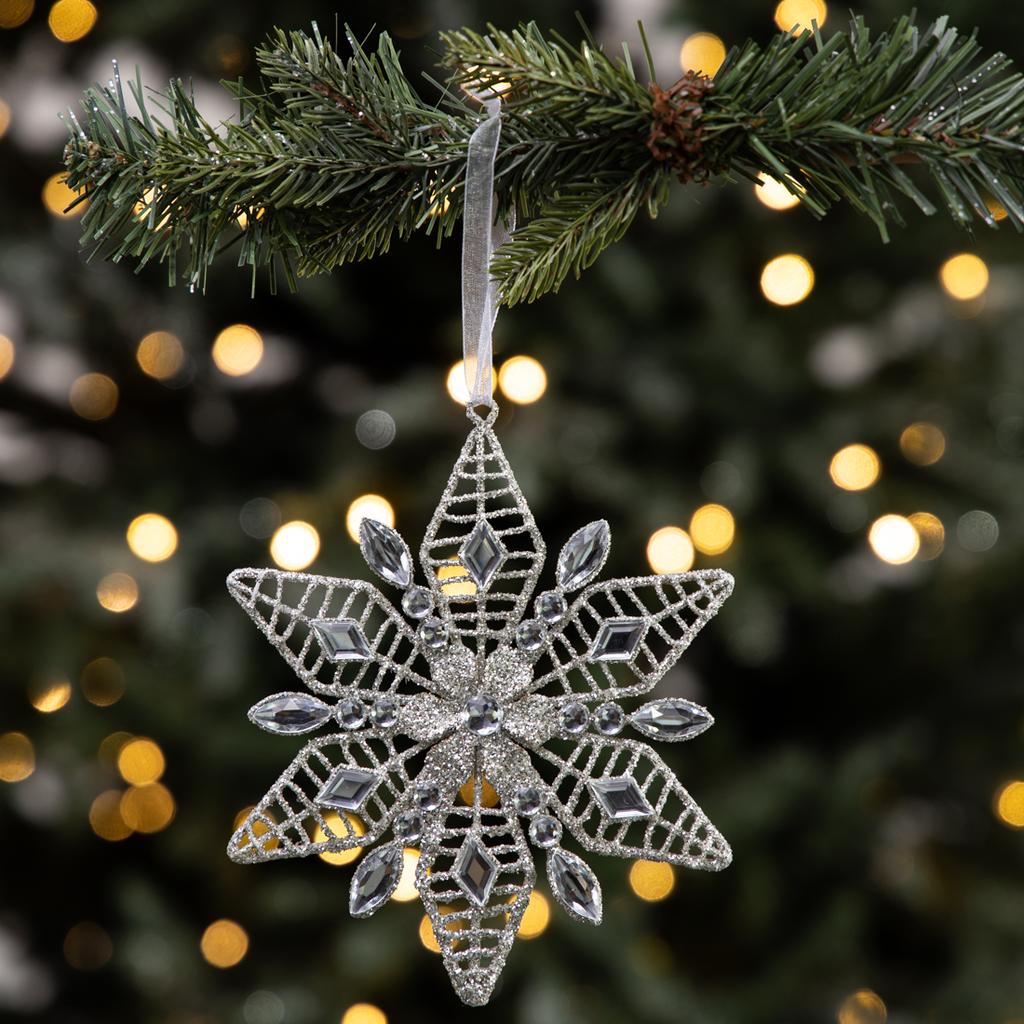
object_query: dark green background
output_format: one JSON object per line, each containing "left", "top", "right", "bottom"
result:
{"left": 1, "top": 1, "right": 1023, "bottom": 1022}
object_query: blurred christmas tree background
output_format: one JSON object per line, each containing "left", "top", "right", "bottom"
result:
{"left": 2, "top": 0, "right": 1024, "bottom": 1021}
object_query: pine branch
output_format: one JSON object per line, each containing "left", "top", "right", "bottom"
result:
{"left": 63, "top": 14, "right": 1024, "bottom": 304}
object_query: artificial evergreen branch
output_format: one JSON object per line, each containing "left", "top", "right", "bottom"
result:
{"left": 63, "top": 14, "right": 1024, "bottom": 304}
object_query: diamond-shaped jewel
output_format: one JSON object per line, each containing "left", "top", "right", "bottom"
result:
{"left": 459, "top": 520, "right": 506, "bottom": 589}
{"left": 316, "top": 766, "right": 379, "bottom": 812}
{"left": 454, "top": 837, "right": 499, "bottom": 907}
{"left": 312, "top": 619, "right": 371, "bottom": 662}
{"left": 556, "top": 520, "right": 609, "bottom": 591}
{"left": 359, "top": 518, "right": 413, "bottom": 588}
{"left": 248, "top": 692, "right": 332, "bottom": 734}
{"left": 630, "top": 699, "right": 713, "bottom": 742}
{"left": 588, "top": 776, "right": 654, "bottom": 820}
{"left": 350, "top": 842, "right": 404, "bottom": 918}
{"left": 588, "top": 618, "right": 645, "bottom": 662}
{"left": 548, "top": 849, "right": 602, "bottom": 925}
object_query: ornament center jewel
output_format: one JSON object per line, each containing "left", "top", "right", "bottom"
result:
{"left": 463, "top": 693, "right": 503, "bottom": 737}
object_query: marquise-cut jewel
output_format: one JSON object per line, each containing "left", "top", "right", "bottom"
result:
{"left": 316, "top": 766, "right": 379, "bottom": 812}
{"left": 312, "top": 618, "right": 371, "bottom": 662}
{"left": 459, "top": 520, "right": 506, "bottom": 589}
{"left": 589, "top": 618, "right": 645, "bottom": 662}
{"left": 548, "top": 850, "right": 602, "bottom": 925}
{"left": 454, "top": 837, "right": 499, "bottom": 907}
{"left": 350, "top": 843, "right": 404, "bottom": 917}
{"left": 556, "top": 520, "right": 609, "bottom": 590}
{"left": 248, "top": 693, "right": 332, "bottom": 734}
{"left": 588, "top": 776, "right": 654, "bottom": 821}
{"left": 360, "top": 518, "right": 413, "bottom": 588}
{"left": 630, "top": 699, "right": 713, "bottom": 742}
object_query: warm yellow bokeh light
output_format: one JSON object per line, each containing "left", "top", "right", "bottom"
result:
{"left": 391, "top": 848, "right": 420, "bottom": 902}
{"left": 345, "top": 494, "right": 395, "bottom": 543}
{"left": 868, "top": 514, "right": 920, "bottom": 565}
{"left": 774, "top": 0, "right": 827, "bottom": 34}
{"left": 679, "top": 32, "right": 726, "bottom": 76}
{"left": 498, "top": 355, "right": 547, "bottom": 404}
{"left": 0, "top": 98, "right": 9, "bottom": 139}
{"left": 63, "top": 921, "right": 113, "bottom": 971}
{"left": 995, "top": 780, "right": 1024, "bottom": 828}
{"left": 29, "top": 678, "right": 71, "bottom": 713}
{"left": 212, "top": 323, "right": 263, "bottom": 376}
{"left": 908, "top": 512, "right": 944, "bottom": 560}
{"left": 117, "top": 737, "right": 165, "bottom": 785}
{"left": 760, "top": 253, "right": 815, "bottom": 305}
{"left": 646, "top": 526, "right": 695, "bottom": 574}
{"left": 0, "top": 1, "right": 34, "bottom": 30}
{"left": 438, "top": 562, "right": 476, "bottom": 598}
{"left": 136, "top": 331, "right": 185, "bottom": 380}
{"left": 829, "top": 444, "right": 881, "bottom": 491}
{"left": 0, "top": 732, "right": 35, "bottom": 782}
{"left": 69, "top": 372, "right": 118, "bottom": 420}
{"left": 98, "top": 731, "right": 132, "bottom": 767}
{"left": 755, "top": 175, "right": 802, "bottom": 210}
{"left": 133, "top": 188, "right": 171, "bottom": 230}
{"left": 89, "top": 789, "right": 133, "bottom": 841}
{"left": 96, "top": 572, "right": 139, "bottom": 613}
{"left": 232, "top": 805, "right": 279, "bottom": 853}
{"left": 899, "top": 422, "right": 946, "bottom": 466}
{"left": 837, "top": 988, "right": 887, "bottom": 1024}
{"left": 120, "top": 782, "right": 176, "bottom": 833}
{"left": 200, "top": 919, "right": 249, "bottom": 968}
{"left": 690, "top": 504, "right": 735, "bottom": 556}
{"left": 516, "top": 891, "right": 550, "bottom": 939}
{"left": 628, "top": 859, "right": 676, "bottom": 901}
{"left": 418, "top": 914, "right": 441, "bottom": 953}
{"left": 0, "top": 334, "right": 14, "bottom": 380}
{"left": 446, "top": 359, "right": 497, "bottom": 405}
{"left": 459, "top": 774, "right": 499, "bottom": 807}
{"left": 986, "top": 196, "right": 1009, "bottom": 222}
{"left": 939, "top": 253, "right": 989, "bottom": 301}
{"left": 341, "top": 1004, "right": 388, "bottom": 1024}
{"left": 81, "top": 657, "right": 126, "bottom": 707}
{"left": 270, "top": 520, "right": 320, "bottom": 571}
{"left": 127, "top": 513, "right": 178, "bottom": 563}
{"left": 42, "top": 172, "right": 86, "bottom": 217}
{"left": 314, "top": 812, "right": 365, "bottom": 865}
{"left": 48, "top": 0, "right": 97, "bottom": 41}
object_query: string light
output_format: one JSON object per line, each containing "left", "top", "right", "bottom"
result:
{"left": 774, "top": 0, "right": 827, "bottom": 34}
{"left": 446, "top": 360, "right": 497, "bottom": 404}
{"left": 837, "top": 988, "right": 887, "bottom": 1024}
{"left": 127, "top": 513, "right": 178, "bottom": 562}
{"left": 995, "top": 780, "right": 1024, "bottom": 828}
{"left": 0, "top": 334, "right": 14, "bottom": 379}
{"left": 341, "top": 1005, "right": 387, "bottom": 1024}
{"left": 868, "top": 514, "right": 919, "bottom": 565}
{"left": 829, "top": 444, "right": 881, "bottom": 491}
{"left": 81, "top": 657, "right": 126, "bottom": 707}
{"left": 117, "top": 738, "right": 165, "bottom": 785}
{"left": 96, "top": 572, "right": 139, "bottom": 612}
{"left": 41, "top": 172, "right": 86, "bottom": 217}
{"left": 69, "top": 372, "right": 118, "bottom": 420}
{"left": 232, "top": 805, "right": 279, "bottom": 853}
{"left": 0, "top": 732, "right": 35, "bottom": 782}
{"left": 200, "top": 919, "right": 249, "bottom": 968}
{"left": 314, "top": 812, "right": 365, "bottom": 865}
{"left": 212, "top": 324, "right": 264, "bottom": 376}
{"left": 516, "top": 891, "right": 550, "bottom": 939}
{"left": 646, "top": 526, "right": 695, "bottom": 574}
{"left": 628, "top": 859, "right": 676, "bottom": 901}
{"left": 48, "top": 0, "right": 97, "bottom": 42}
{"left": 907, "top": 512, "right": 944, "bottom": 560}
{"left": 760, "top": 254, "right": 815, "bottom": 305}
{"left": 120, "top": 782, "right": 176, "bottom": 833}
{"left": 899, "top": 422, "right": 946, "bottom": 466}
{"left": 391, "top": 849, "right": 420, "bottom": 902}
{"left": 690, "top": 504, "right": 736, "bottom": 555}
{"left": 755, "top": 175, "right": 802, "bottom": 211}
{"left": 63, "top": 922, "right": 113, "bottom": 970}
{"left": 679, "top": 32, "right": 726, "bottom": 76}
{"left": 345, "top": 494, "right": 395, "bottom": 542}
{"left": 939, "top": 253, "right": 988, "bottom": 301}
{"left": 270, "top": 520, "right": 320, "bottom": 571}
{"left": 89, "top": 789, "right": 132, "bottom": 841}
{"left": 498, "top": 355, "right": 547, "bottom": 404}
{"left": 136, "top": 331, "right": 185, "bottom": 380}
{"left": 29, "top": 678, "right": 71, "bottom": 713}
{"left": 0, "top": 1, "right": 34, "bottom": 30}
{"left": 418, "top": 914, "right": 441, "bottom": 953}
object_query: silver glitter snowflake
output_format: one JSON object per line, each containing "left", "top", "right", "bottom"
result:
{"left": 226, "top": 405, "right": 734, "bottom": 1006}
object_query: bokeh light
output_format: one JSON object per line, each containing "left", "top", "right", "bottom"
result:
{"left": 81, "top": 657, "right": 126, "bottom": 707}
{"left": 63, "top": 922, "right": 113, "bottom": 970}
{"left": 0, "top": 1, "right": 34, "bottom": 30}
{"left": 69, "top": 372, "right": 118, "bottom": 420}
{"left": 42, "top": 172, "right": 86, "bottom": 217}
{"left": 391, "top": 849, "right": 420, "bottom": 902}
{"left": 98, "top": 731, "right": 132, "bottom": 767}
{"left": 690, "top": 504, "right": 736, "bottom": 555}
{"left": 957, "top": 510, "right": 999, "bottom": 552}
{"left": 459, "top": 775, "right": 499, "bottom": 807}
{"left": 200, "top": 919, "right": 249, "bottom": 968}
{"left": 628, "top": 859, "right": 676, "bottom": 901}
{"left": 868, "top": 515, "right": 919, "bottom": 565}
{"left": 755, "top": 175, "right": 801, "bottom": 210}
{"left": 939, "top": 253, "right": 988, "bottom": 301}
{"left": 995, "top": 780, "right": 1024, "bottom": 828}
{"left": 438, "top": 562, "right": 476, "bottom": 598}
{"left": 120, "top": 782, "right": 175, "bottom": 833}
{"left": 29, "top": 678, "right": 71, "bottom": 713}
{"left": 48, "top": 0, "right": 97, "bottom": 42}
{"left": 498, "top": 355, "right": 547, "bottom": 404}
{"left": 646, "top": 526, "right": 695, "bottom": 574}
{"left": 837, "top": 988, "right": 887, "bottom": 1024}
{"left": 418, "top": 914, "right": 441, "bottom": 953}
{"left": 679, "top": 32, "right": 726, "bottom": 76}
{"left": 829, "top": 444, "right": 881, "bottom": 491}
{"left": 516, "top": 891, "right": 550, "bottom": 939}
{"left": 0, "top": 732, "right": 35, "bottom": 782}
{"left": 908, "top": 512, "right": 944, "bottom": 560}
{"left": 0, "top": 334, "right": 14, "bottom": 379}
{"left": 446, "top": 359, "right": 497, "bottom": 404}
{"left": 313, "top": 812, "right": 365, "bottom": 865}
{"left": 760, "top": 253, "right": 815, "bottom": 305}
{"left": 136, "top": 331, "right": 185, "bottom": 380}
{"left": 127, "top": 513, "right": 178, "bottom": 562}
{"left": 899, "top": 422, "right": 946, "bottom": 466}
{"left": 270, "top": 520, "right": 320, "bottom": 570}
{"left": 774, "top": 0, "right": 827, "bottom": 33}
{"left": 341, "top": 1005, "right": 387, "bottom": 1024}
{"left": 212, "top": 324, "right": 263, "bottom": 376}
{"left": 96, "top": 572, "right": 139, "bottom": 613}
{"left": 0, "top": 98, "right": 9, "bottom": 139}
{"left": 232, "top": 805, "right": 279, "bottom": 853}
{"left": 117, "top": 738, "right": 165, "bottom": 785}
{"left": 89, "top": 789, "right": 132, "bottom": 841}
{"left": 345, "top": 494, "right": 395, "bottom": 542}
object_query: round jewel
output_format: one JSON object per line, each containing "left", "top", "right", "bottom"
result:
{"left": 528, "top": 815, "right": 562, "bottom": 849}
{"left": 402, "top": 585, "right": 433, "bottom": 620}
{"left": 414, "top": 782, "right": 442, "bottom": 811}
{"left": 513, "top": 786, "right": 543, "bottom": 817}
{"left": 535, "top": 590, "right": 567, "bottom": 625}
{"left": 393, "top": 810, "right": 423, "bottom": 843}
{"left": 419, "top": 616, "right": 449, "bottom": 649}
{"left": 515, "top": 618, "right": 545, "bottom": 653}
{"left": 464, "top": 694, "right": 503, "bottom": 737}
{"left": 337, "top": 698, "right": 366, "bottom": 730}
{"left": 372, "top": 697, "right": 398, "bottom": 728}
{"left": 561, "top": 702, "right": 588, "bottom": 734}
{"left": 594, "top": 702, "right": 625, "bottom": 735}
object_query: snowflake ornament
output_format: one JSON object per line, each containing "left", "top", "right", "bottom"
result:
{"left": 226, "top": 405, "right": 734, "bottom": 1006}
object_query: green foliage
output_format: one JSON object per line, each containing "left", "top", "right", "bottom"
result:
{"left": 64, "top": 14, "right": 1024, "bottom": 303}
